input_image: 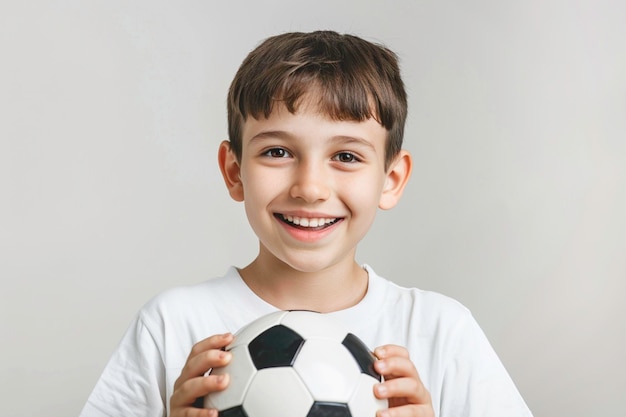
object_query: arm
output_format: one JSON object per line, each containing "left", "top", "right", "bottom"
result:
{"left": 79, "top": 316, "right": 234, "bottom": 417}
{"left": 79, "top": 317, "right": 167, "bottom": 417}
{"left": 438, "top": 314, "right": 533, "bottom": 417}
{"left": 372, "top": 317, "right": 533, "bottom": 417}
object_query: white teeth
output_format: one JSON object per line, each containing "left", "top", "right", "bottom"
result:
{"left": 283, "top": 215, "right": 336, "bottom": 228}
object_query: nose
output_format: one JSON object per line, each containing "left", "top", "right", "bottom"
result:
{"left": 289, "top": 160, "right": 331, "bottom": 203}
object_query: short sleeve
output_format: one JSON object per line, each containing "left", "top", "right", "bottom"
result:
{"left": 78, "top": 316, "right": 167, "bottom": 417}
{"left": 439, "top": 313, "right": 532, "bottom": 417}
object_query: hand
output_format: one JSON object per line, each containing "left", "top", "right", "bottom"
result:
{"left": 373, "top": 344, "right": 435, "bottom": 417}
{"left": 170, "top": 333, "right": 234, "bottom": 417}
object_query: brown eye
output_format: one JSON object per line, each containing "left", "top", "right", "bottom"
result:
{"left": 333, "top": 152, "right": 359, "bottom": 163}
{"left": 264, "top": 148, "right": 290, "bottom": 158}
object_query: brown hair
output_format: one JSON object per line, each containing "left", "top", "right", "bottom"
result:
{"left": 227, "top": 30, "right": 407, "bottom": 170}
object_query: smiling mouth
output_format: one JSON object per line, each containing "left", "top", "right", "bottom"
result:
{"left": 275, "top": 214, "right": 341, "bottom": 230}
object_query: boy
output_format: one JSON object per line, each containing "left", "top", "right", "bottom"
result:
{"left": 80, "top": 31, "right": 532, "bottom": 417}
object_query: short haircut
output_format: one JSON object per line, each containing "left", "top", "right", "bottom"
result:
{"left": 227, "top": 30, "right": 408, "bottom": 170}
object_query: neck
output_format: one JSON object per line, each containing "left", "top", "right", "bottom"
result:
{"left": 239, "top": 253, "right": 368, "bottom": 313}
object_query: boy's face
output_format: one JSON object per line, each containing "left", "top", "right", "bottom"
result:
{"left": 219, "top": 101, "right": 410, "bottom": 274}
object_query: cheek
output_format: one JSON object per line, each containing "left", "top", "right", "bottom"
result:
{"left": 342, "top": 174, "right": 385, "bottom": 204}
{"left": 242, "top": 171, "right": 281, "bottom": 203}
{"left": 240, "top": 169, "right": 283, "bottom": 221}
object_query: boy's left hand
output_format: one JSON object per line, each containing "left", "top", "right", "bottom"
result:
{"left": 373, "top": 344, "right": 435, "bottom": 417}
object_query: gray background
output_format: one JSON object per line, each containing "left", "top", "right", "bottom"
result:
{"left": 1, "top": 1, "right": 624, "bottom": 416}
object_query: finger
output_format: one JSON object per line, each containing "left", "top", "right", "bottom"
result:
{"left": 374, "top": 375, "right": 431, "bottom": 405}
{"left": 188, "top": 333, "right": 234, "bottom": 360}
{"left": 171, "top": 405, "right": 217, "bottom": 417}
{"left": 175, "top": 333, "right": 233, "bottom": 390}
{"left": 374, "top": 344, "right": 410, "bottom": 360}
{"left": 172, "top": 408, "right": 217, "bottom": 417}
{"left": 171, "top": 373, "right": 230, "bottom": 410}
{"left": 374, "top": 355, "right": 418, "bottom": 380}
{"left": 175, "top": 349, "right": 232, "bottom": 391}
{"left": 376, "top": 404, "right": 434, "bottom": 417}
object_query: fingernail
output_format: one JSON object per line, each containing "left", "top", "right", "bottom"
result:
{"left": 376, "top": 360, "right": 387, "bottom": 372}
{"left": 376, "top": 383, "right": 388, "bottom": 396}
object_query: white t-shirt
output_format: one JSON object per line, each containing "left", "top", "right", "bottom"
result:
{"left": 79, "top": 265, "right": 532, "bottom": 417}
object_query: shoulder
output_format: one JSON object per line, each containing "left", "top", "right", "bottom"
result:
{"left": 347, "top": 265, "right": 479, "bottom": 351}
{"left": 133, "top": 267, "right": 247, "bottom": 338}
{"left": 365, "top": 264, "right": 472, "bottom": 321}
{"left": 140, "top": 268, "right": 236, "bottom": 314}
{"left": 133, "top": 266, "right": 276, "bottom": 344}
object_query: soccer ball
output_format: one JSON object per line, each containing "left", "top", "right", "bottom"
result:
{"left": 204, "top": 310, "right": 387, "bottom": 417}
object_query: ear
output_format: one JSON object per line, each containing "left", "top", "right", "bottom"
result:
{"left": 379, "top": 150, "right": 412, "bottom": 210}
{"left": 218, "top": 140, "right": 244, "bottom": 202}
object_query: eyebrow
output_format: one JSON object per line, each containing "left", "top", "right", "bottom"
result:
{"left": 249, "top": 130, "right": 293, "bottom": 142}
{"left": 249, "top": 130, "right": 376, "bottom": 151}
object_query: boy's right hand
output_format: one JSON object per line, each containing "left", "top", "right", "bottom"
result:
{"left": 170, "top": 332, "right": 234, "bottom": 417}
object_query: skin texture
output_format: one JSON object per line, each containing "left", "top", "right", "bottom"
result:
{"left": 170, "top": 104, "right": 434, "bottom": 417}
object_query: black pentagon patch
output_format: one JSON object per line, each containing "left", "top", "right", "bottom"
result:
{"left": 218, "top": 405, "right": 248, "bottom": 417}
{"left": 248, "top": 324, "right": 305, "bottom": 369}
{"left": 342, "top": 333, "right": 381, "bottom": 381}
{"left": 307, "top": 401, "right": 352, "bottom": 417}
